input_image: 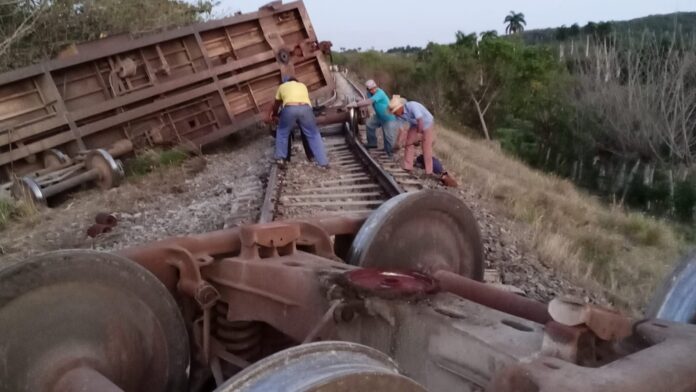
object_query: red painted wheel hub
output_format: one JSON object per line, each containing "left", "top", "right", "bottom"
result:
{"left": 342, "top": 268, "right": 439, "bottom": 299}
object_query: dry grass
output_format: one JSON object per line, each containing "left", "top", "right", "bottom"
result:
{"left": 0, "top": 196, "right": 40, "bottom": 230}
{"left": 435, "top": 125, "right": 684, "bottom": 312}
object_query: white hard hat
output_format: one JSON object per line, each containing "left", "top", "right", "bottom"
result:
{"left": 365, "top": 79, "right": 377, "bottom": 89}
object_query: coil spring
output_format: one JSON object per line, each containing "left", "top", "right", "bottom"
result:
{"left": 214, "top": 302, "right": 262, "bottom": 361}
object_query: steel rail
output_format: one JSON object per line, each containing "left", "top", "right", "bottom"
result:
{"left": 342, "top": 121, "right": 403, "bottom": 198}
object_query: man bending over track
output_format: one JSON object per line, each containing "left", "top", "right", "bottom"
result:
{"left": 268, "top": 76, "right": 329, "bottom": 168}
{"left": 388, "top": 95, "right": 437, "bottom": 176}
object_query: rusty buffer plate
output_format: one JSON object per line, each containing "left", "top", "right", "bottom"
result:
{"left": 341, "top": 268, "right": 439, "bottom": 300}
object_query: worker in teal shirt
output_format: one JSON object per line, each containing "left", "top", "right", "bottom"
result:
{"left": 351, "top": 80, "right": 400, "bottom": 158}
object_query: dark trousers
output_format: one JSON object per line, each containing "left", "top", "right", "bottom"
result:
{"left": 274, "top": 105, "right": 328, "bottom": 166}
{"left": 287, "top": 130, "right": 314, "bottom": 161}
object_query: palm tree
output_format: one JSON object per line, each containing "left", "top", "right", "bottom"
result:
{"left": 504, "top": 11, "right": 526, "bottom": 35}
{"left": 480, "top": 30, "right": 498, "bottom": 41}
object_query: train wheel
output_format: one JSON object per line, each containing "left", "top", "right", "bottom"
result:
{"left": 43, "top": 148, "right": 71, "bottom": 168}
{"left": 346, "top": 189, "right": 484, "bottom": 280}
{"left": 85, "top": 149, "right": 124, "bottom": 189}
{"left": 0, "top": 250, "right": 189, "bottom": 392}
{"left": 10, "top": 176, "right": 45, "bottom": 205}
{"left": 215, "top": 341, "right": 425, "bottom": 392}
{"left": 647, "top": 250, "right": 696, "bottom": 323}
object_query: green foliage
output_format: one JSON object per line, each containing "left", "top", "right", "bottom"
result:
{"left": 624, "top": 172, "right": 672, "bottom": 215}
{"left": 556, "top": 24, "right": 583, "bottom": 41}
{"left": 339, "top": 34, "right": 570, "bottom": 140}
{"left": 497, "top": 126, "right": 538, "bottom": 163}
{"left": 333, "top": 49, "right": 417, "bottom": 100}
{"left": 524, "top": 12, "right": 696, "bottom": 45}
{"left": 124, "top": 151, "right": 159, "bottom": 177}
{"left": 158, "top": 148, "right": 189, "bottom": 166}
{"left": 1, "top": 0, "right": 214, "bottom": 71}
{"left": 674, "top": 180, "right": 696, "bottom": 221}
{"left": 385, "top": 46, "right": 422, "bottom": 55}
{"left": 338, "top": 23, "right": 696, "bottom": 224}
{"left": 124, "top": 148, "right": 189, "bottom": 177}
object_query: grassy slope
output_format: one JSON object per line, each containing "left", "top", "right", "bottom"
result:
{"left": 436, "top": 126, "right": 684, "bottom": 312}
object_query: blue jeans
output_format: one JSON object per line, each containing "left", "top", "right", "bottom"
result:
{"left": 366, "top": 116, "right": 399, "bottom": 157}
{"left": 275, "top": 105, "right": 328, "bottom": 166}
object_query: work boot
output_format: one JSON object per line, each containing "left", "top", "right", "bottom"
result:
{"left": 441, "top": 172, "right": 459, "bottom": 188}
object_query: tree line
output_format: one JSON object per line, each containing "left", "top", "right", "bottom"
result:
{"left": 334, "top": 24, "right": 696, "bottom": 222}
{"left": 524, "top": 12, "right": 696, "bottom": 45}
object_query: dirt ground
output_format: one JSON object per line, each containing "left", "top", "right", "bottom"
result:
{"left": 0, "top": 131, "right": 273, "bottom": 264}
{"left": 452, "top": 180, "right": 604, "bottom": 304}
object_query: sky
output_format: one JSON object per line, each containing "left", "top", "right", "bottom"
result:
{"left": 215, "top": 1, "right": 696, "bottom": 50}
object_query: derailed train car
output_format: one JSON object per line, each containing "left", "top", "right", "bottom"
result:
{"left": 0, "top": 0, "right": 334, "bottom": 202}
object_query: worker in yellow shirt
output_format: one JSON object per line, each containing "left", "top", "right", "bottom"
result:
{"left": 268, "top": 76, "right": 329, "bottom": 168}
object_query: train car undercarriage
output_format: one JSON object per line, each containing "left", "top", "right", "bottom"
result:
{"left": 1, "top": 190, "right": 695, "bottom": 392}
{"left": 2, "top": 2, "right": 696, "bottom": 391}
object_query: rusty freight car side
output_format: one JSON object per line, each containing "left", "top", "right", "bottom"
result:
{"left": 0, "top": 0, "right": 334, "bottom": 185}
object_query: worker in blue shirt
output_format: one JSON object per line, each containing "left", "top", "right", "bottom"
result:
{"left": 350, "top": 80, "right": 400, "bottom": 158}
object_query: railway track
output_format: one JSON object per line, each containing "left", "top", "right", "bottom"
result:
{"left": 261, "top": 72, "right": 424, "bottom": 222}
{"left": 337, "top": 73, "right": 426, "bottom": 193}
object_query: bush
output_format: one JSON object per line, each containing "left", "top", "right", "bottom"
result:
{"left": 123, "top": 148, "right": 188, "bottom": 177}
{"left": 497, "top": 126, "right": 539, "bottom": 164}
{"left": 158, "top": 148, "right": 188, "bottom": 166}
{"left": 674, "top": 180, "right": 696, "bottom": 221}
{"left": 124, "top": 151, "right": 159, "bottom": 177}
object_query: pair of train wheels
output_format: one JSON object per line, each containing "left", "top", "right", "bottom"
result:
{"left": 0, "top": 190, "right": 479, "bottom": 391}
{"left": 1, "top": 188, "right": 693, "bottom": 391}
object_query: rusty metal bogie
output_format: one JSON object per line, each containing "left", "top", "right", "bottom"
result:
{"left": 5, "top": 190, "right": 696, "bottom": 392}
{"left": 10, "top": 148, "right": 124, "bottom": 204}
{"left": 118, "top": 193, "right": 696, "bottom": 392}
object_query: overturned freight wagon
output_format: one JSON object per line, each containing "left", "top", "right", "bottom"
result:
{"left": 0, "top": 0, "right": 334, "bottom": 202}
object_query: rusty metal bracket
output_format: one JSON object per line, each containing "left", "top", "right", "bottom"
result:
{"left": 548, "top": 297, "right": 633, "bottom": 341}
